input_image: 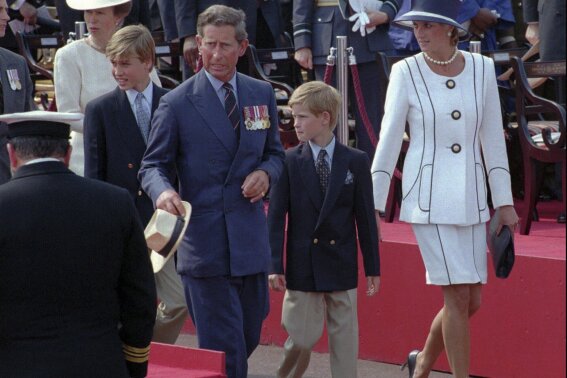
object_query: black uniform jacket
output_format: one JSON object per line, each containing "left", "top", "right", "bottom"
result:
{"left": 0, "top": 161, "right": 156, "bottom": 378}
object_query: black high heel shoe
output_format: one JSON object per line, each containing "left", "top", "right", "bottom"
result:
{"left": 400, "top": 349, "right": 420, "bottom": 378}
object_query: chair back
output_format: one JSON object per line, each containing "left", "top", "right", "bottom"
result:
{"left": 15, "top": 32, "right": 66, "bottom": 82}
{"left": 510, "top": 57, "right": 566, "bottom": 154}
{"left": 152, "top": 31, "right": 182, "bottom": 85}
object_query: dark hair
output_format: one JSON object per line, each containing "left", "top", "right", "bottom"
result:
{"left": 197, "top": 5, "right": 247, "bottom": 42}
{"left": 113, "top": 2, "right": 133, "bottom": 18}
{"left": 10, "top": 136, "right": 70, "bottom": 160}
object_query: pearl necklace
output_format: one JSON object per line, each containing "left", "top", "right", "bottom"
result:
{"left": 423, "top": 49, "right": 459, "bottom": 66}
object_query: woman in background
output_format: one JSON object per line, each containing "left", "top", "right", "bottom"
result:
{"left": 371, "top": 1, "right": 519, "bottom": 377}
{"left": 54, "top": 0, "right": 159, "bottom": 175}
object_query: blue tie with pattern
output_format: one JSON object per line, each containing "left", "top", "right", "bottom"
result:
{"left": 135, "top": 92, "right": 150, "bottom": 143}
{"left": 315, "top": 149, "right": 330, "bottom": 193}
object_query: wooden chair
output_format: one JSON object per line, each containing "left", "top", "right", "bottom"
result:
{"left": 376, "top": 52, "right": 411, "bottom": 222}
{"left": 16, "top": 32, "right": 66, "bottom": 110}
{"left": 509, "top": 57, "right": 566, "bottom": 234}
{"left": 152, "top": 31, "right": 182, "bottom": 86}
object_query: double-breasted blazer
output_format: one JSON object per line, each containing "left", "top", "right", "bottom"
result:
{"left": 0, "top": 161, "right": 156, "bottom": 378}
{"left": 84, "top": 84, "right": 168, "bottom": 225}
{"left": 139, "top": 70, "right": 285, "bottom": 278}
{"left": 0, "top": 47, "right": 35, "bottom": 184}
{"left": 371, "top": 52, "right": 514, "bottom": 225}
{"left": 268, "top": 142, "right": 380, "bottom": 292}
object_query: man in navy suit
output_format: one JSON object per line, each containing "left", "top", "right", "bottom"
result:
{"left": 267, "top": 81, "right": 380, "bottom": 377}
{"left": 139, "top": 5, "right": 285, "bottom": 378}
{"left": 83, "top": 24, "right": 188, "bottom": 344}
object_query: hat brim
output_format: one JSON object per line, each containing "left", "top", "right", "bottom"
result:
{"left": 150, "top": 201, "right": 192, "bottom": 273}
{"left": 394, "top": 11, "right": 469, "bottom": 38}
{"left": 66, "top": 0, "right": 130, "bottom": 11}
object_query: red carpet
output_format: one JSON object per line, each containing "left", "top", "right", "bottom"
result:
{"left": 180, "top": 200, "right": 565, "bottom": 377}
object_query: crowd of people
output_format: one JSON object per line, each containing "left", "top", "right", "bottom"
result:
{"left": 0, "top": 0, "right": 563, "bottom": 377}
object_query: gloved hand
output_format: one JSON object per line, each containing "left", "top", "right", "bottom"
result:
{"left": 349, "top": 11, "right": 376, "bottom": 36}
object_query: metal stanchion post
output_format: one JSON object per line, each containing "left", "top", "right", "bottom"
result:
{"left": 336, "top": 36, "right": 349, "bottom": 145}
{"left": 469, "top": 40, "right": 481, "bottom": 54}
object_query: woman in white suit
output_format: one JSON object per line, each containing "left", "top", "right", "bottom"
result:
{"left": 371, "top": 1, "right": 519, "bottom": 377}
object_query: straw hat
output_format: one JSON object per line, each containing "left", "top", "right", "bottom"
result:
{"left": 393, "top": 0, "right": 469, "bottom": 38}
{"left": 145, "top": 202, "right": 192, "bottom": 273}
{"left": 66, "top": 0, "right": 131, "bottom": 11}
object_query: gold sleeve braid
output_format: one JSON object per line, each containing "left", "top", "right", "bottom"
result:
{"left": 122, "top": 343, "right": 150, "bottom": 363}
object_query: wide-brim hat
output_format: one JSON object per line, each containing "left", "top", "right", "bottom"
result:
{"left": 145, "top": 202, "right": 192, "bottom": 273}
{"left": 66, "top": 0, "right": 130, "bottom": 11}
{"left": 0, "top": 111, "right": 83, "bottom": 139}
{"left": 394, "top": 0, "right": 469, "bottom": 38}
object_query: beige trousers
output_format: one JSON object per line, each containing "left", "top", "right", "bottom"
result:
{"left": 152, "top": 258, "right": 189, "bottom": 344}
{"left": 277, "top": 289, "right": 358, "bottom": 378}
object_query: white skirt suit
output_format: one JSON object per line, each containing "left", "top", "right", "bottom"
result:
{"left": 371, "top": 52, "right": 514, "bottom": 285}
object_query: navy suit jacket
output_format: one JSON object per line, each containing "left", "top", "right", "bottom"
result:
{"left": 139, "top": 70, "right": 285, "bottom": 277}
{"left": 293, "top": 0, "right": 401, "bottom": 65}
{"left": 84, "top": 84, "right": 168, "bottom": 225}
{"left": 268, "top": 142, "right": 380, "bottom": 292}
{"left": 160, "top": 0, "right": 281, "bottom": 45}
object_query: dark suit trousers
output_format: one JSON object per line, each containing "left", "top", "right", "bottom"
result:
{"left": 315, "top": 60, "right": 383, "bottom": 159}
{"left": 180, "top": 272, "right": 269, "bottom": 378}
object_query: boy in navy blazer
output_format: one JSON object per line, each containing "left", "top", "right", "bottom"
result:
{"left": 83, "top": 24, "right": 188, "bottom": 345}
{"left": 267, "top": 81, "right": 381, "bottom": 378}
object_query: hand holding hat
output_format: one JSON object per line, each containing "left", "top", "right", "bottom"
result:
{"left": 145, "top": 201, "right": 192, "bottom": 273}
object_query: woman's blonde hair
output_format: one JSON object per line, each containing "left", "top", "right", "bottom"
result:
{"left": 289, "top": 81, "right": 342, "bottom": 131}
{"left": 106, "top": 24, "right": 155, "bottom": 65}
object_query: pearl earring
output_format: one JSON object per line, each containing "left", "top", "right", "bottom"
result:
{"left": 447, "top": 31, "right": 452, "bottom": 37}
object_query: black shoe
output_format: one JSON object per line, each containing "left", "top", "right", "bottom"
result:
{"left": 558, "top": 212, "right": 566, "bottom": 224}
{"left": 401, "top": 349, "right": 419, "bottom": 378}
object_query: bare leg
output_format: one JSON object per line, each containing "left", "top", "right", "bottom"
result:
{"left": 414, "top": 284, "right": 482, "bottom": 378}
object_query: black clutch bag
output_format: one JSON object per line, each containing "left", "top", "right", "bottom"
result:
{"left": 488, "top": 212, "right": 515, "bottom": 279}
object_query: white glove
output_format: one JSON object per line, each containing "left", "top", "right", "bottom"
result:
{"left": 349, "top": 11, "right": 375, "bottom": 36}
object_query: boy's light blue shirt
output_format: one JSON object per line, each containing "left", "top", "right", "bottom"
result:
{"left": 308, "top": 136, "right": 335, "bottom": 172}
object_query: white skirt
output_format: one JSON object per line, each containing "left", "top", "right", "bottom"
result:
{"left": 412, "top": 223, "right": 487, "bottom": 285}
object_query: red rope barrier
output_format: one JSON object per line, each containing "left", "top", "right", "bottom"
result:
{"left": 323, "top": 63, "right": 334, "bottom": 85}
{"left": 348, "top": 62, "right": 378, "bottom": 148}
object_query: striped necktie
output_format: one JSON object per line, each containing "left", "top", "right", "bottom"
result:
{"left": 223, "top": 82, "right": 240, "bottom": 132}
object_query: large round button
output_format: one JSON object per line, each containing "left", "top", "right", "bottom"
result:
{"left": 451, "top": 110, "right": 461, "bottom": 120}
{"left": 330, "top": 240, "right": 336, "bottom": 245}
{"left": 313, "top": 238, "right": 319, "bottom": 245}
{"left": 446, "top": 79, "right": 455, "bottom": 89}
{"left": 451, "top": 143, "right": 462, "bottom": 153}
{"left": 137, "top": 190, "right": 143, "bottom": 196}
{"left": 127, "top": 163, "right": 134, "bottom": 169}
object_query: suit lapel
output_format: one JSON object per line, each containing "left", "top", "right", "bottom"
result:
{"left": 187, "top": 70, "right": 238, "bottom": 156}
{"left": 316, "top": 143, "right": 349, "bottom": 229}
{"left": 298, "top": 144, "right": 324, "bottom": 209}
{"left": 151, "top": 84, "right": 166, "bottom": 116}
